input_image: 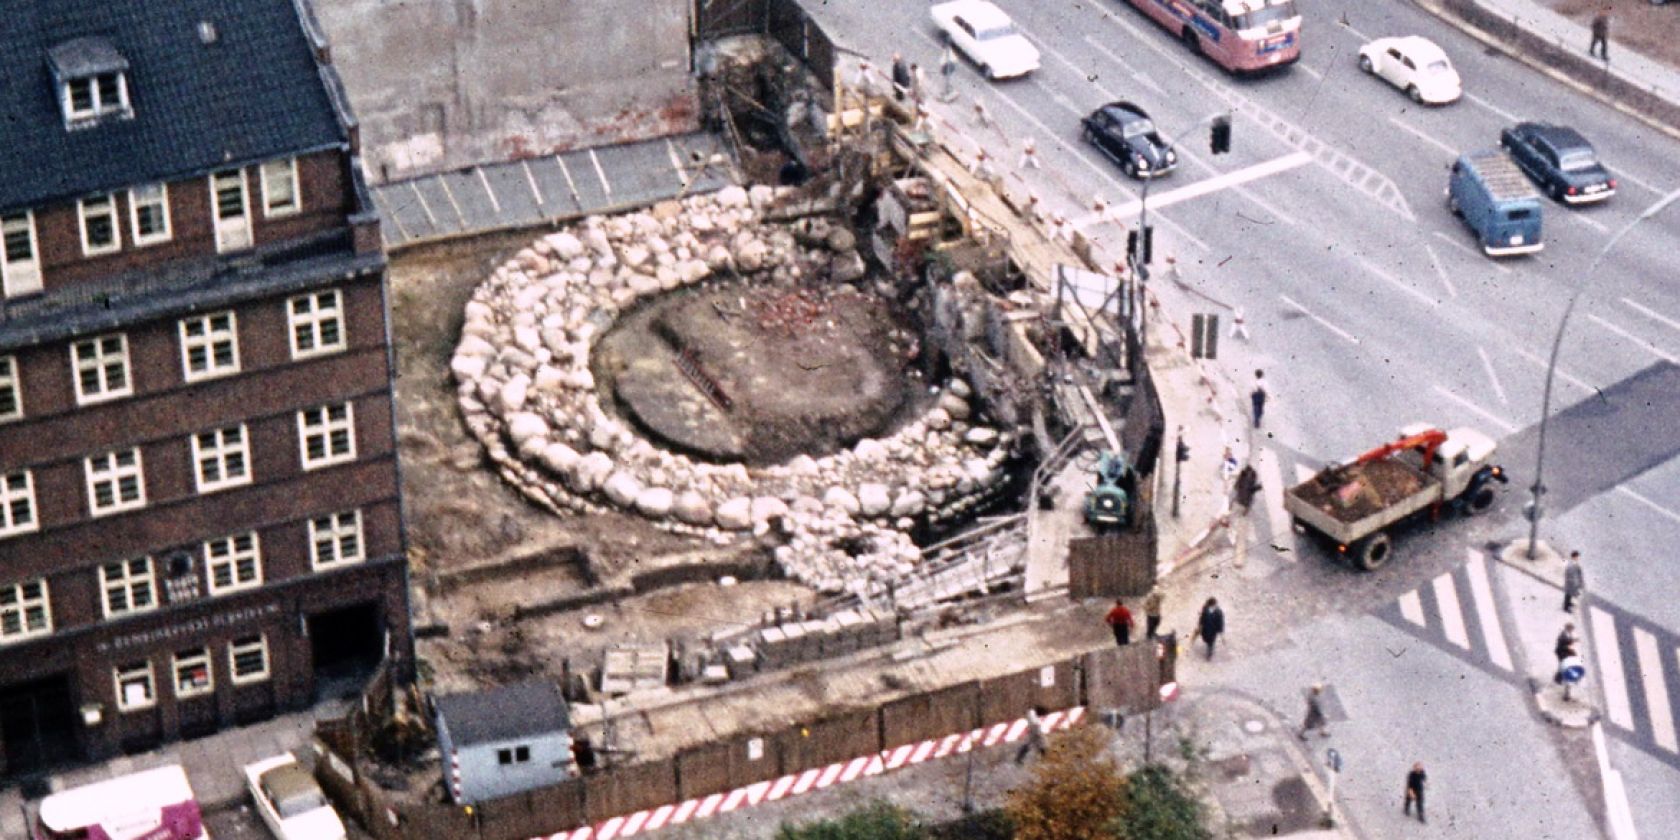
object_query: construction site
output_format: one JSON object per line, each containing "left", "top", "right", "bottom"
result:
{"left": 314, "top": 5, "right": 1178, "bottom": 838}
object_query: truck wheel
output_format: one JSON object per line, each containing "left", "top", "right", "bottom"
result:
{"left": 1354, "top": 533, "right": 1392, "bottom": 571}
{"left": 1467, "top": 486, "right": 1496, "bottom": 514}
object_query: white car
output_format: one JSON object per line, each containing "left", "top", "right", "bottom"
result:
{"left": 243, "top": 753, "right": 347, "bottom": 840}
{"left": 1358, "top": 36, "right": 1462, "bottom": 104}
{"left": 930, "top": 0, "right": 1040, "bottom": 80}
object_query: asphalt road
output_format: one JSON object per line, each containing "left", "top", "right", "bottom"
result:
{"left": 809, "top": 0, "right": 1680, "bottom": 835}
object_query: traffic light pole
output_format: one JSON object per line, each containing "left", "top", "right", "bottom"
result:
{"left": 1127, "top": 112, "right": 1230, "bottom": 354}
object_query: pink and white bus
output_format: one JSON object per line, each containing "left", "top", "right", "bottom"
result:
{"left": 32, "top": 764, "right": 207, "bottom": 840}
{"left": 1122, "top": 0, "right": 1302, "bottom": 73}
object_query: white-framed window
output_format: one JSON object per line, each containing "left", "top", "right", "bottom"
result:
{"left": 204, "top": 532, "right": 261, "bottom": 594}
{"left": 0, "top": 470, "right": 37, "bottom": 538}
{"left": 85, "top": 448, "right": 146, "bottom": 516}
{"left": 128, "top": 183, "right": 171, "bottom": 246}
{"left": 191, "top": 425, "right": 251, "bottom": 493}
{"left": 114, "top": 660, "right": 155, "bottom": 711}
{"left": 63, "top": 72, "right": 129, "bottom": 122}
{"left": 229, "top": 634, "right": 270, "bottom": 685}
{"left": 1, "top": 211, "right": 42, "bottom": 298}
{"left": 210, "top": 169, "right": 252, "bottom": 253}
{"left": 298, "top": 402, "right": 355, "bottom": 470}
{"left": 288, "top": 290, "right": 345, "bottom": 359}
{"left": 260, "top": 159, "right": 300, "bottom": 217}
{"left": 309, "top": 510, "right": 364, "bottom": 570}
{"left": 173, "top": 647, "right": 214, "bottom": 698}
{"left": 78, "top": 194, "right": 121, "bottom": 256}
{"left": 0, "top": 579, "right": 51, "bottom": 644}
{"left": 100, "top": 557, "right": 156, "bottom": 618}
{"left": 0, "top": 355, "right": 19, "bottom": 422}
{"left": 179, "top": 311, "right": 239, "bottom": 381}
{"left": 71, "top": 333, "right": 132, "bottom": 404}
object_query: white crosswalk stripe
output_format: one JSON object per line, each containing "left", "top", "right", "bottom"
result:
{"left": 1431, "top": 572, "right": 1471, "bottom": 650}
{"left": 1633, "top": 628, "right": 1677, "bottom": 753}
{"left": 1463, "top": 550, "right": 1514, "bottom": 671}
{"left": 1591, "top": 606, "right": 1636, "bottom": 730}
{"left": 1398, "top": 591, "right": 1426, "bottom": 628}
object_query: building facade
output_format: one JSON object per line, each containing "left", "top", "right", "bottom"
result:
{"left": 0, "top": 0, "right": 410, "bottom": 777}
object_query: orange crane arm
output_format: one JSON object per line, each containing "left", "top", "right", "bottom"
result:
{"left": 1354, "top": 428, "right": 1447, "bottom": 469}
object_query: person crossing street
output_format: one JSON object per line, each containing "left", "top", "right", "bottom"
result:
{"left": 1195, "top": 597, "right": 1225, "bottom": 658}
{"left": 1403, "top": 762, "right": 1428, "bottom": 823}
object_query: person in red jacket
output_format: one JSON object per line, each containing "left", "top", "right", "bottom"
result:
{"left": 1105, "top": 598, "right": 1135, "bottom": 647}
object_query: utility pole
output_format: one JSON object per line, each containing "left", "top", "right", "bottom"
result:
{"left": 1129, "top": 112, "right": 1231, "bottom": 351}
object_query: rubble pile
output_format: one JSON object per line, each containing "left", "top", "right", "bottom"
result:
{"left": 451, "top": 186, "right": 1014, "bottom": 594}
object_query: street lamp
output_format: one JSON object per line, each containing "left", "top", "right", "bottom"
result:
{"left": 1129, "top": 112, "right": 1231, "bottom": 349}
{"left": 1526, "top": 186, "right": 1680, "bottom": 558}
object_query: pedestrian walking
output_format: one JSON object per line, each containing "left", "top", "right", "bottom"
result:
{"left": 1250, "top": 370, "right": 1268, "bottom": 429}
{"left": 1195, "top": 597, "right": 1224, "bottom": 658}
{"left": 1555, "top": 623, "right": 1578, "bottom": 679}
{"left": 1403, "top": 762, "right": 1427, "bottom": 823}
{"left": 1563, "top": 550, "right": 1585, "bottom": 613}
{"left": 1143, "top": 588, "right": 1164, "bottom": 640}
{"left": 1589, "top": 8, "right": 1610, "bottom": 60}
{"left": 891, "top": 52, "right": 911, "bottom": 101}
{"left": 1014, "top": 706, "right": 1049, "bottom": 764}
{"left": 1297, "top": 684, "right": 1330, "bottom": 740}
{"left": 1105, "top": 598, "right": 1135, "bottom": 647}
{"left": 1234, "top": 462, "right": 1261, "bottom": 515}
{"left": 1018, "top": 137, "right": 1041, "bottom": 170}
{"left": 854, "top": 60, "right": 874, "bottom": 94}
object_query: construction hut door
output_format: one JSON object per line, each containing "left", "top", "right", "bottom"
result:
{"left": 1067, "top": 516, "right": 1156, "bottom": 598}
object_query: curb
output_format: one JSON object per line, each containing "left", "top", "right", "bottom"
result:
{"left": 1414, "top": 0, "right": 1680, "bottom": 144}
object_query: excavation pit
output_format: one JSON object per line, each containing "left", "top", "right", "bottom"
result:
{"left": 593, "top": 282, "right": 925, "bottom": 466}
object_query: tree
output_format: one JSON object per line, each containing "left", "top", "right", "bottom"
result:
{"left": 1110, "top": 765, "right": 1211, "bottom": 840}
{"left": 1006, "top": 726, "right": 1127, "bottom": 840}
{"left": 775, "top": 800, "right": 927, "bottom": 840}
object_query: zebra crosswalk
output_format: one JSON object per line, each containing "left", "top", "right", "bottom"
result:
{"left": 1377, "top": 550, "right": 1680, "bottom": 770}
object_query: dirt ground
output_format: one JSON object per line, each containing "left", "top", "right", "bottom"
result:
{"left": 1542, "top": 0, "right": 1680, "bottom": 67}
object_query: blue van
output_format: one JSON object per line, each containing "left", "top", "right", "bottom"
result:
{"left": 1447, "top": 148, "right": 1543, "bottom": 257}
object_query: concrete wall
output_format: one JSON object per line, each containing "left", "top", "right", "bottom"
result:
{"left": 309, "top": 0, "right": 698, "bottom": 182}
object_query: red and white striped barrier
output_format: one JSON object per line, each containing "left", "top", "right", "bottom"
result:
{"left": 541, "top": 707, "right": 1086, "bottom": 839}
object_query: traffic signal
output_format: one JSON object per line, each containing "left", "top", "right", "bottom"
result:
{"left": 1210, "top": 115, "right": 1232, "bottom": 154}
{"left": 1127, "top": 224, "right": 1154, "bottom": 265}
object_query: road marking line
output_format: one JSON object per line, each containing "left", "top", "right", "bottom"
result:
{"left": 1465, "top": 92, "right": 1522, "bottom": 123}
{"left": 1616, "top": 486, "right": 1680, "bottom": 526}
{"left": 434, "top": 174, "right": 467, "bottom": 228}
{"left": 475, "top": 166, "right": 502, "bottom": 214}
{"left": 1431, "top": 384, "right": 1518, "bottom": 433}
{"left": 1280, "top": 293, "right": 1360, "bottom": 344}
{"left": 1387, "top": 116, "right": 1459, "bottom": 157}
{"left": 1477, "top": 346, "right": 1509, "bottom": 405}
{"left": 588, "top": 148, "right": 613, "bottom": 197}
{"left": 1296, "top": 62, "right": 1323, "bottom": 80}
{"left": 1359, "top": 257, "right": 1441, "bottom": 308}
{"left": 1622, "top": 297, "right": 1680, "bottom": 336}
{"left": 1464, "top": 550, "right": 1514, "bottom": 671}
{"left": 1430, "top": 231, "right": 1513, "bottom": 274}
{"left": 1257, "top": 447, "right": 1294, "bottom": 559}
{"left": 521, "top": 159, "right": 546, "bottom": 206}
{"left": 1591, "top": 606, "right": 1635, "bottom": 730}
{"left": 1587, "top": 313, "right": 1680, "bottom": 364}
{"left": 1572, "top": 211, "right": 1608, "bottom": 234}
{"left": 1432, "top": 572, "right": 1471, "bottom": 650}
{"left": 1399, "top": 590, "right": 1427, "bottom": 627}
{"left": 1633, "top": 627, "right": 1678, "bottom": 752}
{"left": 1511, "top": 345, "right": 1598, "bottom": 395}
{"left": 1075, "top": 37, "right": 1166, "bottom": 94}
{"left": 1098, "top": 151, "right": 1312, "bottom": 221}
{"left": 1423, "top": 244, "right": 1458, "bottom": 298}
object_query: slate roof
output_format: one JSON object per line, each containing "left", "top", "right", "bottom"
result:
{"left": 0, "top": 0, "right": 346, "bottom": 213}
{"left": 435, "top": 680, "right": 573, "bottom": 749}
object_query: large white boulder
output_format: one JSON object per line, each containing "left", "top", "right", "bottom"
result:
{"left": 823, "top": 486, "right": 861, "bottom": 514}
{"left": 858, "top": 483, "right": 892, "bottom": 516}
{"left": 506, "top": 412, "right": 548, "bottom": 446}
{"left": 715, "top": 497, "right": 753, "bottom": 530}
{"left": 635, "top": 487, "right": 675, "bottom": 518}
{"left": 603, "top": 472, "right": 644, "bottom": 507}
{"left": 890, "top": 490, "right": 927, "bottom": 518}
{"left": 674, "top": 491, "right": 713, "bottom": 526}
{"left": 450, "top": 353, "right": 488, "bottom": 382}
{"left": 544, "top": 232, "right": 586, "bottom": 260}
{"left": 716, "top": 185, "right": 750, "bottom": 208}
{"left": 540, "top": 442, "right": 579, "bottom": 474}
{"left": 499, "top": 374, "right": 531, "bottom": 414}
{"left": 751, "top": 496, "right": 790, "bottom": 526}
{"left": 572, "top": 452, "right": 614, "bottom": 492}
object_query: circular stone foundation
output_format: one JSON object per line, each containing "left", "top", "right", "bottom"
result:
{"left": 593, "top": 282, "right": 922, "bottom": 465}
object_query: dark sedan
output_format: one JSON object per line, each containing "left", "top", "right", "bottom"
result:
{"left": 1498, "top": 122, "right": 1616, "bottom": 205}
{"left": 1081, "top": 101, "right": 1176, "bottom": 179}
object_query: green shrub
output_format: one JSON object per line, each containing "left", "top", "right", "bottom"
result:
{"left": 1110, "top": 765, "right": 1210, "bottom": 840}
{"left": 775, "top": 801, "right": 927, "bottom": 840}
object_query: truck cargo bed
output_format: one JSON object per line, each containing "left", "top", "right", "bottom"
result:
{"left": 1290, "top": 460, "right": 1431, "bottom": 523}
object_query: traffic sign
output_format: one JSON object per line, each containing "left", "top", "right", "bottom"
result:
{"left": 1326, "top": 747, "right": 1342, "bottom": 773}
{"left": 1560, "top": 655, "right": 1586, "bottom": 684}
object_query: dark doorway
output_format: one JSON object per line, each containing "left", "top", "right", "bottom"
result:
{"left": 0, "top": 674, "right": 79, "bottom": 779}
{"left": 308, "top": 601, "right": 384, "bottom": 700}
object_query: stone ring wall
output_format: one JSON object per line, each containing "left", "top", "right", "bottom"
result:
{"left": 451, "top": 187, "right": 1014, "bottom": 594}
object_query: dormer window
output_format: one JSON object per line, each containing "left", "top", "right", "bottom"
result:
{"left": 47, "top": 38, "right": 133, "bottom": 129}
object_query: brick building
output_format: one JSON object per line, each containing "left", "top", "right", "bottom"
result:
{"left": 0, "top": 0, "right": 410, "bottom": 777}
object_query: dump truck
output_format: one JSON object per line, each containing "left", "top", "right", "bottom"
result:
{"left": 1284, "top": 425, "right": 1507, "bottom": 570}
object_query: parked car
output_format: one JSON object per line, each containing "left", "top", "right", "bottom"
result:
{"left": 1358, "top": 36, "right": 1461, "bottom": 104}
{"left": 244, "top": 753, "right": 347, "bottom": 840}
{"left": 930, "top": 0, "right": 1040, "bottom": 80}
{"left": 1081, "top": 101, "right": 1177, "bottom": 179}
{"left": 1498, "top": 122, "right": 1616, "bottom": 204}
{"left": 1448, "top": 148, "right": 1544, "bottom": 257}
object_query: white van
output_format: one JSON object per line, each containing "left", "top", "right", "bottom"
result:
{"left": 32, "top": 764, "right": 208, "bottom": 840}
